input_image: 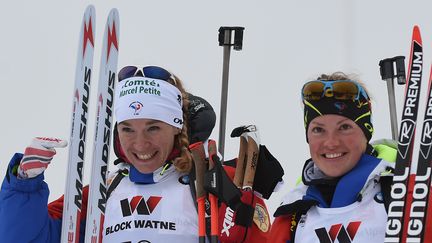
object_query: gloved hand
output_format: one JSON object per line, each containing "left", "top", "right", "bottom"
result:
{"left": 370, "top": 138, "right": 397, "bottom": 162}
{"left": 371, "top": 138, "right": 398, "bottom": 149}
{"left": 17, "top": 137, "right": 67, "bottom": 179}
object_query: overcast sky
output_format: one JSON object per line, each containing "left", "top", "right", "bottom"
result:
{"left": 1, "top": 0, "right": 432, "bottom": 219}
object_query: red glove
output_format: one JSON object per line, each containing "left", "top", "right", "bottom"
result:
{"left": 17, "top": 137, "right": 67, "bottom": 179}
{"left": 218, "top": 192, "right": 271, "bottom": 243}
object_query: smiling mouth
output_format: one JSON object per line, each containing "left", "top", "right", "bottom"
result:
{"left": 135, "top": 151, "right": 157, "bottom": 160}
{"left": 323, "top": 153, "right": 345, "bottom": 159}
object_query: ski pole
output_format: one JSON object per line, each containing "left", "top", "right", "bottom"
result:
{"left": 379, "top": 56, "right": 406, "bottom": 140}
{"left": 190, "top": 143, "right": 208, "bottom": 243}
{"left": 207, "top": 140, "right": 219, "bottom": 243}
{"left": 217, "top": 26, "right": 244, "bottom": 157}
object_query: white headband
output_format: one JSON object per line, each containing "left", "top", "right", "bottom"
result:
{"left": 114, "top": 77, "right": 184, "bottom": 129}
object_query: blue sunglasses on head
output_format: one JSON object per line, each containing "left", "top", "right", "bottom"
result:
{"left": 301, "top": 80, "right": 369, "bottom": 101}
{"left": 118, "top": 65, "right": 176, "bottom": 84}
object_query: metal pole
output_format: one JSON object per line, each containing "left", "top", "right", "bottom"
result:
{"left": 379, "top": 56, "right": 406, "bottom": 140}
{"left": 218, "top": 30, "right": 232, "bottom": 157}
{"left": 217, "top": 27, "right": 244, "bottom": 158}
{"left": 385, "top": 77, "right": 399, "bottom": 140}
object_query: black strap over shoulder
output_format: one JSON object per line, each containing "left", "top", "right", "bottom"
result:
{"left": 106, "top": 168, "right": 128, "bottom": 199}
{"left": 379, "top": 175, "right": 393, "bottom": 213}
{"left": 273, "top": 199, "right": 318, "bottom": 243}
{"left": 273, "top": 199, "right": 318, "bottom": 217}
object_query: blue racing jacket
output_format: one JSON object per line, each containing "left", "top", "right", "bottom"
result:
{"left": 0, "top": 153, "right": 86, "bottom": 243}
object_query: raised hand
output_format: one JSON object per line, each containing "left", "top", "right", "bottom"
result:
{"left": 17, "top": 137, "right": 67, "bottom": 179}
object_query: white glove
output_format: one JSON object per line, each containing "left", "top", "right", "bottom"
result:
{"left": 17, "top": 137, "right": 67, "bottom": 179}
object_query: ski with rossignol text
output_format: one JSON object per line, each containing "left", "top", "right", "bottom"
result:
{"left": 61, "top": 5, "right": 96, "bottom": 243}
{"left": 84, "top": 8, "right": 119, "bottom": 243}
{"left": 405, "top": 63, "right": 432, "bottom": 243}
{"left": 384, "top": 26, "right": 423, "bottom": 243}
{"left": 385, "top": 25, "right": 423, "bottom": 243}
{"left": 425, "top": 87, "right": 432, "bottom": 239}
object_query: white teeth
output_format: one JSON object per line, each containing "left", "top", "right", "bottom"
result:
{"left": 137, "top": 153, "right": 153, "bottom": 160}
{"left": 325, "top": 153, "right": 342, "bottom": 159}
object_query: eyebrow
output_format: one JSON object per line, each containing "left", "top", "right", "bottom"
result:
{"left": 336, "top": 118, "right": 351, "bottom": 124}
{"left": 310, "top": 118, "right": 351, "bottom": 126}
{"left": 119, "top": 119, "right": 161, "bottom": 126}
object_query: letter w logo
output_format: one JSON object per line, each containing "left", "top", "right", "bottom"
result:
{"left": 120, "top": 196, "right": 162, "bottom": 217}
{"left": 314, "top": 221, "right": 361, "bottom": 243}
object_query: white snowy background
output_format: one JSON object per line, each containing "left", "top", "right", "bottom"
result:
{"left": 1, "top": 0, "right": 432, "bottom": 221}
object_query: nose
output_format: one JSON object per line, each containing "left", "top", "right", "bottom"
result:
{"left": 323, "top": 131, "right": 340, "bottom": 148}
{"left": 133, "top": 132, "right": 151, "bottom": 150}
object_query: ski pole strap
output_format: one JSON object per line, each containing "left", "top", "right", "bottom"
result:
{"left": 106, "top": 168, "right": 128, "bottom": 199}
{"left": 204, "top": 154, "right": 242, "bottom": 208}
{"left": 234, "top": 193, "right": 255, "bottom": 227}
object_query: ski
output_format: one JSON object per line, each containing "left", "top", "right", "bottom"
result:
{"left": 61, "top": 5, "right": 96, "bottom": 243}
{"left": 405, "top": 64, "right": 432, "bottom": 243}
{"left": 385, "top": 25, "right": 423, "bottom": 243}
{"left": 84, "top": 8, "right": 119, "bottom": 243}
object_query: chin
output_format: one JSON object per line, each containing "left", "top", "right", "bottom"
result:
{"left": 322, "top": 169, "right": 344, "bottom": 178}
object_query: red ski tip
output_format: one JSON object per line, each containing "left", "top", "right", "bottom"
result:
{"left": 412, "top": 25, "right": 422, "bottom": 44}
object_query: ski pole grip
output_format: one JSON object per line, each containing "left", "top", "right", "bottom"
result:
{"left": 379, "top": 56, "right": 406, "bottom": 84}
{"left": 191, "top": 143, "right": 207, "bottom": 198}
{"left": 379, "top": 58, "right": 395, "bottom": 80}
{"left": 242, "top": 137, "right": 259, "bottom": 189}
{"left": 218, "top": 26, "right": 245, "bottom": 50}
{"left": 207, "top": 140, "right": 218, "bottom": 170}
{"left": 394, "top": 56, "right": 406, "bottom": 85}
{"left": 233, "top": 136, "right": 248, "bottom": 188}
{"left": 233, "top": 28, "right": 244, "bottom": 50}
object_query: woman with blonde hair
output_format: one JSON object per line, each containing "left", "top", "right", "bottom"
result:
{"left": 270, "top": 72, "right": 395, "bottom": 242}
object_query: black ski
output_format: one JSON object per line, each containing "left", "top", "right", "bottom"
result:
{"left": 385, "top": 25, "right": 423, "bottom": 243}
{"left": 406, "top": 64, "right": 432, "bottom": 243}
